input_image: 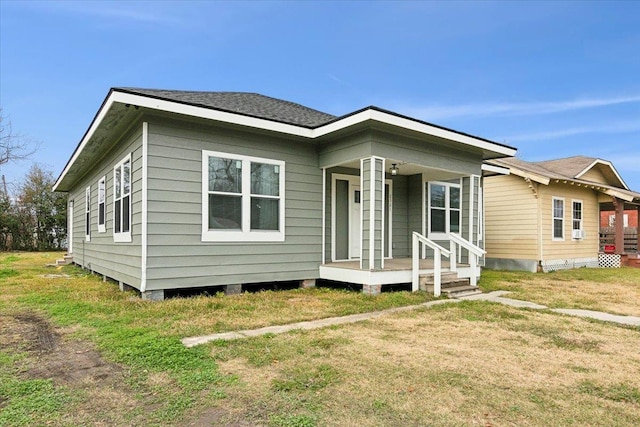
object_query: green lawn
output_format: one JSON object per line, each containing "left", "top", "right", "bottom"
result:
{"left": 1, "top": 252, "right": 639, "bottom": 426}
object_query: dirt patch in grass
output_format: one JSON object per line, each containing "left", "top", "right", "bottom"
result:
{"left": 0, "top": 312, "right": 146, "bottom": 425}
{"left": 1, "top": 312, "right": 119, "bottom": 385}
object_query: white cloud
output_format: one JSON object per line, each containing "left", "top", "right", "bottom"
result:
{"left": 402, "top": 94, "right": 640, "bottom": 120}
{"left": 502, "top": 120, "right": 640, "bottom": 142}
{"left": 26, "top": 0, "right": 187, "bottom": 26}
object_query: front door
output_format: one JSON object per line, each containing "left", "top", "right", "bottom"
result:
{"left": 349, "top": 184, "right": 361, "bottom": 259}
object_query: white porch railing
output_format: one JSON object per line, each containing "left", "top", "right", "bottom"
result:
{"left": 447, "top": 233, "right": 486, "bottom": 287}
{"left": 412, "top": 232, "right": 450, "bottom": 295}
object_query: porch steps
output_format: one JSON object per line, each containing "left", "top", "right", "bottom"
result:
{"left": 48, "top": 254, "right": 73, "bottom": 267}
{"left": 419, "top": 272, "right": 482, "bottom": 298}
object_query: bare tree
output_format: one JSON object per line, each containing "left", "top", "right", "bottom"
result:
{"left": 0, "top": 108, "right": 38, "bottom": 167}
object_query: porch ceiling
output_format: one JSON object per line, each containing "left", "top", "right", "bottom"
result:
{"left": 338, "top": 158, "right": 468, "bottom": 180}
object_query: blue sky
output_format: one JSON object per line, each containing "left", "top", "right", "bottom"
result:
{"left": 1, "top": 1, "right": 639, "bottom": 192}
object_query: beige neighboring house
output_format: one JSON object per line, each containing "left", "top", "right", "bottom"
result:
{"left": 484, "top": 156, "right": 640, "bottom": 272}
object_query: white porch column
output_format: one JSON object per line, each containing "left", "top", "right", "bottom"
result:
{"left": 360, "top": 156, "right": 385, "bottom": 270}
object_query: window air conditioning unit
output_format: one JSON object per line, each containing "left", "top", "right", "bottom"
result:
{"left": 572, "top": 230, "right": 586, "bottom": 239}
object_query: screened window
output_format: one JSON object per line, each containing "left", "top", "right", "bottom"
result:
{"left": 85, "top": 186, "right": 91, "bottom": 242}
{"left": 202, "top": 151, "right": 285, "bottom": 242}
{"left": 98, "top": 176, "right": 106, "bottom": 233}
{"left": 114, "top": 155, "right": 132, "bottom": 242}
{"left": 428, "top": 182, "right": 461, "bottom": 236}
{"left": 553, "top": 197, "right": 564, "bottom": 240}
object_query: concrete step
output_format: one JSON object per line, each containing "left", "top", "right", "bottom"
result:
{"left": 422, "top": 283, "right": 482, "bottom": 298}
{"left": 54, "top": 255, "right": 73, "bottom": 266}
{"left": 419, "top": 271, "right": 460, "bottom": 286}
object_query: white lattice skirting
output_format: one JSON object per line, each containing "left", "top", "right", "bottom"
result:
{"left": 598, "top": 253, "right": 622, "bottom": 269}
{"left": 541, "top": 257, "right": 600, "bottom": 272}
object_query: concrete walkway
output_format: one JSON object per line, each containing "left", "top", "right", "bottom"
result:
{"left": 181, "top": 291, "right": 640, "bottom": 347}
{"left": 182, "top": 299, "right": 457, "bottom": 347}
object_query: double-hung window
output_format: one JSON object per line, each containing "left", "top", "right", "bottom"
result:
{"left": 85, "top": 186, "right": 91, "bottom": 242}
{"left": 428, "top": 181, "right": 461, "bottom": 237}
{"left": 572, "top": 200, "right": 583, "bottom": 239}
{"left": 113, "top": 154, "right": 132, "bottom": 243}
{"left": 98, "top": 176, "right": 106, "bottom": 233}
{"left": 552, "top": 197, "right": 564, "bottom": 240}
{"left": 202, "top": 150, "right": 285, "bottom": 242}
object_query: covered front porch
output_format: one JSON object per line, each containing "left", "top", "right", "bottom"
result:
{"left": 599, "top": 195, "right": 640, "bottom": 268}
{"left": 311, "top": 111, "right": 515, "bottom": 295}
{"left": 318, "top": 154, "right": 489, "bottom": 295}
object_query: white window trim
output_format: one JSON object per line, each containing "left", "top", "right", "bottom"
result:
{"left": 98, "top": 176, "right": 106, "bottom": 233}
{"left": 552, "top": 196, "right": 565, "bottom": 241}
{"left": 426, "top": 180, "right": 462, "bottom": 240}
{"left": 201, "top": 150, "right": 285, "bottom": 242}
{"left": 572, "top": 199, "right": 583, "bottom": 240}
{"left": 113, "top": 154, "right": 132, "bottom": 243}
{"left": 477, "top": 180, "right": 483, "bottom": 241}
{"left": 85, "top": 186, "right": 91, "bottom": 242}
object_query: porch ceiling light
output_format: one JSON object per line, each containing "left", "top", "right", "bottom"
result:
{"left": 390, "top": 164, "right": 399, "bottom": 176}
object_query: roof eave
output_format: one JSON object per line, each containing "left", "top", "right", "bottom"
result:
{"left": 574, "top": 159, "right": 629, "bottom": 190}
{"left": 55, "top": 90, "right": 517, "bottom": 191}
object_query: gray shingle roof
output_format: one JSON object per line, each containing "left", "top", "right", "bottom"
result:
{"left": 115, "top": 87, "right": 337, "bottom": 128}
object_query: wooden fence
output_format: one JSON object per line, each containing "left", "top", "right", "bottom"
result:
{"left": 599, "top": 227, "right": 638, "bottom": 253}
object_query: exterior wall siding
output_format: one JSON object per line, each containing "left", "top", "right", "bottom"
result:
{"left": 484, "top": 174, "right": 539, "bottom": 261}
{"left": 391, "top": 175, "right": 409, "bottom": 258}
{"left": 539, "top": 182, "right": 600, "bottom": 261}
{"left": 579, "top": 167, "right": 609, "bottom": 185}
{"left": 68, "top": 126, "right": 144, "bottom": 288}
{"left": 145, "top": 118, "right": 322, "bottom": 290}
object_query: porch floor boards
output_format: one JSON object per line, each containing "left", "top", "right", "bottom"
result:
{"left": 322, "top": 257, "right": 469, "bottom": 272}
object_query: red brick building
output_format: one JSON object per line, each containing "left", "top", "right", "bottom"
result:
{"left": 600, "top": 209, "right": 639, "bottom": 228}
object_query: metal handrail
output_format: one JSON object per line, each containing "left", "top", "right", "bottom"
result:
{"left": 412, "top": 232, "right": 450, "bottom": 296}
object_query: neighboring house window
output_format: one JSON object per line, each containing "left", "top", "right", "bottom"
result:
{"left": 113, "top": 154, "right": 132, "bottom": 243}
{"left": 608, "top": 214, "right": 629, "bottom": 228}
{"left": 85, "top": 186, "right": 91, "bottom": 242}
{"left": 98, "top": 176, "right": 106, "bottom": 233}
{"left": 552, "top": 197, "right": 564, "bottom": 240}
{"left": 572, "top": 200, "right": 583, "bottom": 239}
{"left": 202, "top": 150, "right": 285, "bottom": 242}
{"left": 428, "top": 182, "right": 460, "bottom": 236}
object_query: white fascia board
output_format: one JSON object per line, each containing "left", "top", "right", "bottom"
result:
{"left": 54, "top": 94, "right": 516, "bottom": 191}
{"left": 506, "top": 167, "right": 550, "bottom": 185}
{"left": 314, "top": 109, "right": 517, "bottom": 157}
{"left": 53, "top": 91, "right": 314, "bottom": 191}
{"left": 575, "top": 159, "right": 629, "bottom": 190}
{"left": 481, "top": 163, "right": 510, "bottom": 176}
{"left": 602, "top": 188, "right": 635, "bottom": 202}
{"left": 53, "top": 95, "right": 119, "bottom": 191}
{"left": 114, "top": 92, "right": 314, "bottom": 138}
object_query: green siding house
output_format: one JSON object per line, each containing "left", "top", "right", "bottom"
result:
{"left": 53, "top": 88, "right": 516, "bottom": 299}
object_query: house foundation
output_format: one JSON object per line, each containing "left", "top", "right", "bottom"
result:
{"left": 119, "top": 281, "right": 136, "bottom": 293}
{"left": 141, "top": 289, "right": 165, "bottom": 301}
{"left": 362, "top": 283, "right": 382, "bottom": 296}
{"left": 225, "top": 284, "right": 242, "bottom": 295}
{"left": 299, "top": 279, "right": 316, "bottom": 289}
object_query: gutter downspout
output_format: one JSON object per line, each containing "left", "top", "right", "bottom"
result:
{"left": 536, "top": 182, "right": 543, "bottom": 271}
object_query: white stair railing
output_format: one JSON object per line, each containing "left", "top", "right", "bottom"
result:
{"left": 447, "top": 233, "right": 486, "bottom": 287}
{"left": 412, "top": 232, "right": 450, "bottom": 296}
